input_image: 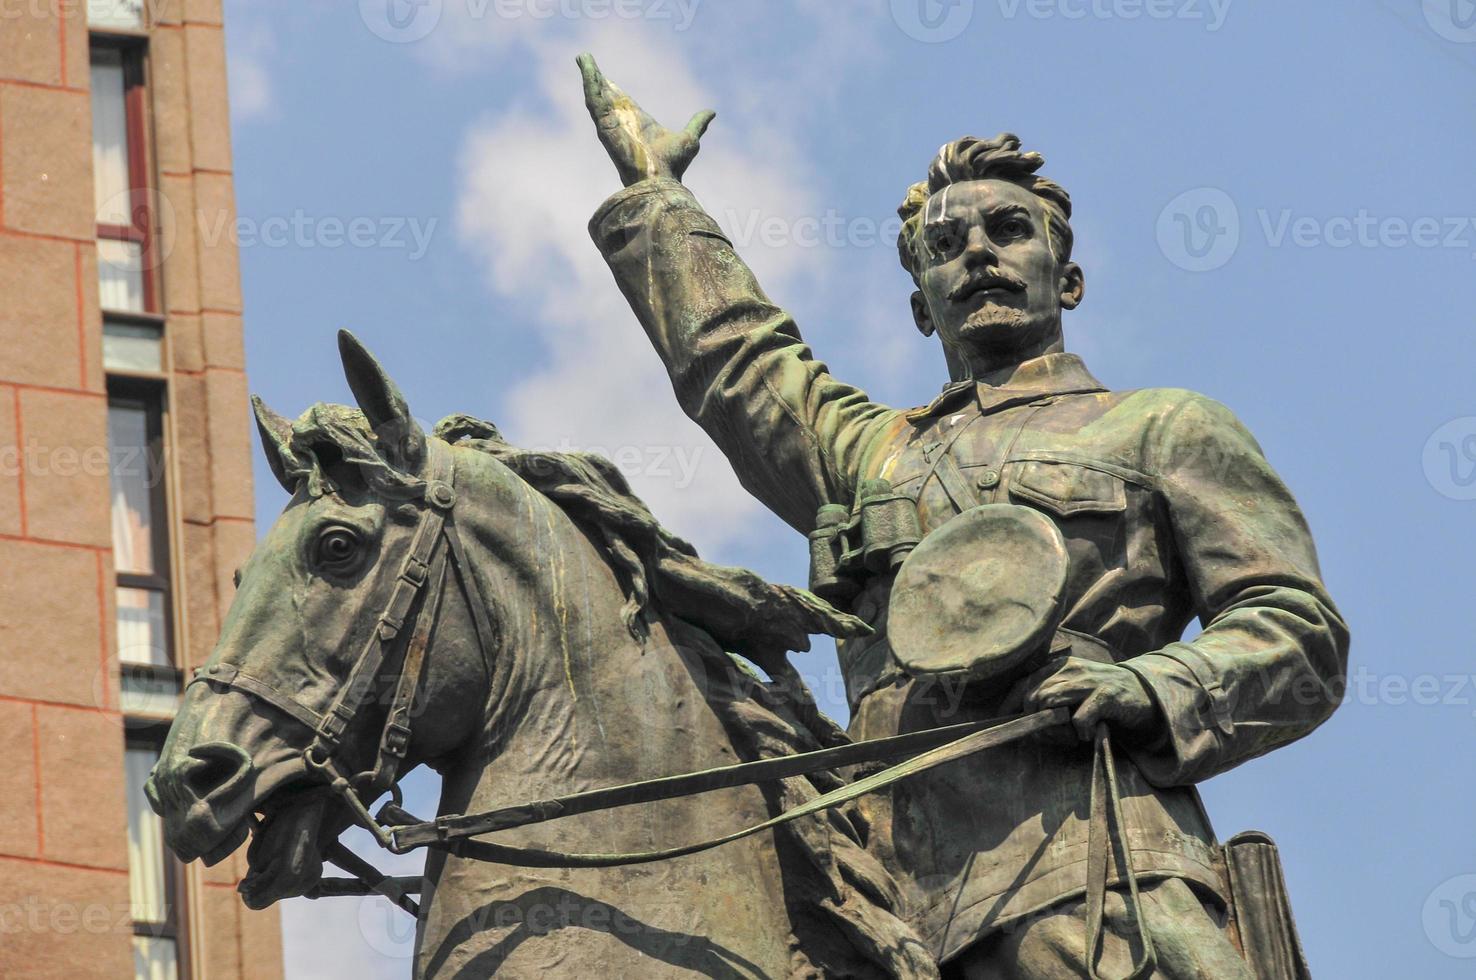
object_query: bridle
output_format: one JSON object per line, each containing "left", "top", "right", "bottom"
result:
{"left": 188, "top": 439, "right": 498, "bottom": 855}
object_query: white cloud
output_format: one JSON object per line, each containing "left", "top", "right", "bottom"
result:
{"left": 228, "top": 53, "right": 272, "bottom": 122}
{"left": 224, "top": 14, "right": 277, "bottom": 123}
{"left": 450, "top": 20, "right": 849, "bottom": 552}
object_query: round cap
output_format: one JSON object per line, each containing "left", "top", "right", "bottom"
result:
{"left": 887, "top": 503, "right": 1069, "bottom": 681}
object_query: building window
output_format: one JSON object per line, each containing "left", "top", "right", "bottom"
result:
{"left": 90, "top": 42, "right": 157, "bottom": 315}
{"left": 125, "top": 729, "right": 188, "bottom": 980}
{"left": 108, "top": 380, "right": 178, "bottom": 716}
{"left": 88, "top": 0, "right": 147, "bottom": 30}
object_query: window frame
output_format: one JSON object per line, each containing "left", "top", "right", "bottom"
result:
{"left": 108, "top": 376, "right": 178, "bottom": 695}
{"left": 124, "top": 720, "right": 193, "bottom": 980}
{"left": 90, "top": 36, "right": 159, "bottom": 315}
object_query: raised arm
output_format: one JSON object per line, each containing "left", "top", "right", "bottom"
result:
{"left": 578, "top": 54, "right": 901, "bottom": 532}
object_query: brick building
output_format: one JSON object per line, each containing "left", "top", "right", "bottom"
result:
{"left": 0, "top": 1, "right": 283, "bottom": 976}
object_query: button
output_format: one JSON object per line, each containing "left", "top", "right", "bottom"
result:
{"left": 977, "top": 469, "right": 1000, "bottom": 490}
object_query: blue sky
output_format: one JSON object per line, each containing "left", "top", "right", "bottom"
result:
{"left": 219, "top": 1, "right": 1476, "bottom": 975}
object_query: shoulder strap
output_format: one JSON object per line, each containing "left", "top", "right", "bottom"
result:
{"left": 915, "top": 414, "right": 983, "bottom": 514}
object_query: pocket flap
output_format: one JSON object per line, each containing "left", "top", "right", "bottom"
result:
{"left": 1009, "top": 460, "right": 1126, "bottom": 516}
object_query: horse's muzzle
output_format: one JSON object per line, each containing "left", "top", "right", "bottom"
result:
{"left": 147, "top": 741, "right": 256, "bottom": 864}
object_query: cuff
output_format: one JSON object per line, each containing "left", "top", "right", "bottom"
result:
{"left": 1117, "top": 647, "right": 1230, "bottom": 786}
{"left": 589, "top": 176, "right": 698, "bottom": 236}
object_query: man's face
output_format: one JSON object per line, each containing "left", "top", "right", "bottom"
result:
{"left": 913, "top": 179, "right": 1081, "bottom": 371}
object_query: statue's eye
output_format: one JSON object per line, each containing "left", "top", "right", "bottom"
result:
{"left": 314, "top": 526, "right": 363, "bottom": 575}
{"left": 924, "top": 223, "right": 961, "bottom": 259}
{"left": 996, "top": 216, "right": 1029, "bottom": 239}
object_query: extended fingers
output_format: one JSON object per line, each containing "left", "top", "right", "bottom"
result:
{"left": 577, "top": 52, "right": 612, "bottom": 116}
{"left": 684, "top": 109, "right": 716, "bottom": 141}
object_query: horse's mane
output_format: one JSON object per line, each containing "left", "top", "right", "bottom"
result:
{"left": 279, "top": 405, "right": 936, "bottom": 977}
{"left": 432, "top": 415, "right": 871, "bottom": 673}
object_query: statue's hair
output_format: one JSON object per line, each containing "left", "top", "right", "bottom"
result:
{"left": 896, "top": 134, "right": 1073, "bottom": 285}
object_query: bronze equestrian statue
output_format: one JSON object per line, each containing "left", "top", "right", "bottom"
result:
{"left": 145, "top": 53, "right": 1349, "bottom": 980}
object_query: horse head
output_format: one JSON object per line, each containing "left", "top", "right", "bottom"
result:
{"left": 145, "top": 331, "right": 494, "bottom": 909}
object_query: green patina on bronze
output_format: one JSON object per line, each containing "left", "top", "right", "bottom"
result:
{"left": 141, "top": 52, "right": 1348, "bottom": 980}
{"left": 576, "top": 51, "right": 1347, "bottom": 978}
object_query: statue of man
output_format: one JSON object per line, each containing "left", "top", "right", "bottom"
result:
{"left": 577, "top": 54, "right": 1348, "bottom": 978}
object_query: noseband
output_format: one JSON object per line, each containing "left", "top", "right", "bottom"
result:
{"left": 188, "top": 439, "right": 497, "bottom": 850}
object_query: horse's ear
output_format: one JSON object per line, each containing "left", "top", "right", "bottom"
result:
{"left": 337, "top": 329, "right": 425, "bottom": 472}
{"left": 251, "top": 395, "right": 299, "bottom": 492}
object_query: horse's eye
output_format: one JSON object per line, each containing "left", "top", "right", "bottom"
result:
{"left": 314, "top": 526, "right": 363, "bottom": 574}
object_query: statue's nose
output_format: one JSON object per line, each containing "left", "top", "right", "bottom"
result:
{"left": 143, "top": 770, "right": 163, "bottom": 816}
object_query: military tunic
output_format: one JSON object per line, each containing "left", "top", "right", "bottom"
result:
{"left": 591, "top": 178, "right": 1349, "bottom": 963}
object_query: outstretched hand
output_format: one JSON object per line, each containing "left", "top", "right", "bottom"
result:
{"left": 577, "top": 52, "right": 715, "bottom": 187}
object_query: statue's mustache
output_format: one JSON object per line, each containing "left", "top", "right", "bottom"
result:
{"left": 949, "top": 271, "right": 1026, "bottom": 302}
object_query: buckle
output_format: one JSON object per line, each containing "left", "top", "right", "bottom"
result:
{"left": 383, "top": 721, "right": 412, "bottom": 758}
{"left": 318, "top": 708, "right": 351, "bottom": 745}
{"left": 400, "top": 555, "right": 429, "bottom": 587}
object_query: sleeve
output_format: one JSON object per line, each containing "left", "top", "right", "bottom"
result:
{"left": 1118, "top": 394, "right": 1350, "bottom": 786}
{"left": 589, "top": 178, "right": 904, "bottom": 533}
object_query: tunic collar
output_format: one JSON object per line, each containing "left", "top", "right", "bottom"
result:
{"left": 905, "top": 352, "right": 1108, "bottom": 422}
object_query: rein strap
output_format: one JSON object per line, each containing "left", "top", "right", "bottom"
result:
{"left": 386, "top": 707, "right": 1071, "bottom": 866}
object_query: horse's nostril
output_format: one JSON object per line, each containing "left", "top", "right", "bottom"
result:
{"left": 183, "top": 742, "right": 252, "bottom": 803}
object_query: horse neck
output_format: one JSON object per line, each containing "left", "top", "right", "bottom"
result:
{"left": 442, "top": 455, "right": 745, "bottom": 813}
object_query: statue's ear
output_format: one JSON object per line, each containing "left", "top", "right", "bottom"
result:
{"left": 1059, "top": 261, "right": 1085, "bottom": 311}
{"left": 251, "top": 395, "right": 300, "bottom": 492}
{"left": 909, "top": 290, "right": 935, "bottom": 337}
{"left": 337, "top": 329, "right": 425, "bottom": 473}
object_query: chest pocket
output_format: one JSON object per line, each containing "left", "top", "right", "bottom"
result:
{"left": 1007, "top": 459, "right": 1127, "bottom": 517}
